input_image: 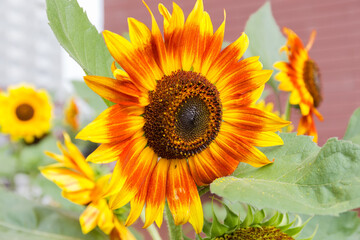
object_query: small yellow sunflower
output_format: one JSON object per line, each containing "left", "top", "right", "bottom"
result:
{"left": 64, "top": 97, "right": 80, "bottom": 131}
{"left": 0, "top": 84, "right": 52, "bottom": 143}
{"left": 274, "top": 28, "right": 323, "bottom": 142}
{"left": 41, "top": 133, "right": 135, "bottom": 239}
{"left": 77, "top": 0, "right": 289, "bottom": 233}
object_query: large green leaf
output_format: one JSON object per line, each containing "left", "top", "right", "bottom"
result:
{"left": 344, "top": 107, "right": 360, "bottom": 145}
{"left": 46, "top": 0, "right": 114, "bottom": 106}
{"left": 299, "top": 212, "right": 360, "bottom": 240}
{"left": 0, "top": 188, "right": 106, "bottom": 239}
{"left": 210, "top": 133, "right": 360, "bottom": 215}
{"left": 243, "top": 2, "right": 287, "bottom": 91}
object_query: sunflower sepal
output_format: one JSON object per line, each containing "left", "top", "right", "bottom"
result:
{"left": 205, "top": 202, "right": 316, "bottom": 240}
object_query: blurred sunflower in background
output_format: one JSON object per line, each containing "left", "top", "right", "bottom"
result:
{"left": 0, "top": 84, "right": 52, "bottom": 143}
{"left": 41, "top": 133, "right": 135, "bottom": 239}
{"left": 274, "top": 28, "right": 323, "bottom": 142}
{"left": 64, "top": 97, "right": 80, "bottom": 131}
{"left": 77, "top": 0, "right": 289, "bottom": 233}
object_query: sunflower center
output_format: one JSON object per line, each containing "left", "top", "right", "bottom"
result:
{"left": 15, "top": 103, "right": 34, "bottom": 121}
{"left": 143, "top": 70, "right": 222, "bottom": 159}
{"left": 215, "top": 227, "right": 294, "bottom": 240}
{"left": 303, "top": 60, "right": 322, "bottom": 107}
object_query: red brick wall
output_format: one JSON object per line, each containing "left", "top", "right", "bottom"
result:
{"left": 104, "top": 0, "right": 360, "bottom": 145}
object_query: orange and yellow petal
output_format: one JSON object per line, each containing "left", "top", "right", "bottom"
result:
{"left": 143, "top": 158, "right": 170, "bottom": 228}
{"left": 76, "top": 104, "right": 144, "bottom": 143}
{"left": 79, "top": 202, "right": 101, "bottom": 234}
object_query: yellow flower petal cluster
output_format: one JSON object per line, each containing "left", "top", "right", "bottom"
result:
{"left": 0, "top": 84, "right": 52, "bottom": 143}
{"left": 41, "top": 133, "right": 134, "bottom": 239}
{"left": 274, "top": 28, "right": 323, "bottom": 142}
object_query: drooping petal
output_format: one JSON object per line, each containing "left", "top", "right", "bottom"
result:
{"left": 96, "top": 199, "right": 115, "bottom": 234}
{"left": 76, "top": 104, "right": 144, "bottom": 143}
{"left": 79, "top": 202, "right": 101, "bottom": 234}
{"left": 187, "top": 175, "right": 203, "bottom": 234}
{"left": 143, "top": 158, "right": 170, "bottom": 228}
{"left": 111, "top": 218, "right": 136, "bottom": 240}
{"left": 62, "top": 189, "right": 92, "bottom": 205}
{"left": 40, "top": 168, "right": 95, "bottom": 192}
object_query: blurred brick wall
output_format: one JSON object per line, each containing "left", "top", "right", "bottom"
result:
{"left": 104, "top": 0, "right": 360, "bottom": 145}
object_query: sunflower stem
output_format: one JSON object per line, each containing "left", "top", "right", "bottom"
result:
{"left": 165, "top": 201, "right": 183, "bottom": 240}
{"left": 140, "top": 210, "right": 162, "bottom": 240}
{"left": 283, "top": 96, "right": 291, "bottom": 132}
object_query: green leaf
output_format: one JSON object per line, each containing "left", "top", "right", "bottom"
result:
{"left": 210, "top": 203, "right": 228, "bottom": 238}
{"left": 46, "top": 0, "right": 114, "bottom": 107}
{"left": 210, "top": 133, "right": 360, "bottom": 215}
{"left": 243, "top": 2, "right": 287, "bottom": 90}
{"left": 0, "top": 188, "right": 106, "bottom": 239}
{"left": 298, "top": 212, "right": 360, "bottom": 240}
{"left": 344, "top": 107, "right": 360, "bottom": 145}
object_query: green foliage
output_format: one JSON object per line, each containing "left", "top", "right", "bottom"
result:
{"left": 298, "top": 212, "right": 360, "bottom": 240}
{"left": 46, "top": 0, "right": 114, "bottom": 107}
{"left": 344, "top": 107, "right": 360, "bottom": 145}
{"left": 210, "top": 133, "right": 360, "bottom": 216}
{"left": 0, "top": 188, "right": 106, "bottom": 239}
{"left": 243, "top": 1, "right": 287, "bottom": 91}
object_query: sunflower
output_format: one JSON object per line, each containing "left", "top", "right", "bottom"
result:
{"left": 41, "top": 133, "right": 135, "bottom": 239}
{"left": 76, "top": 0, "right": 289, "bottom": 233}
{"left": 274, "top": 28, "right": 323, "bottom": 142}
{"left": 0, "top": 84, "right": 52, "bottom": 143}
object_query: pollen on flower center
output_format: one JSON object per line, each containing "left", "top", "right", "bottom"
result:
{"left": 143, "top": 70, "right": 222, "bottom": 159}
{"left": 303, "top": 60, "right": 322, "bottom": 107}
{"left": 15, "top": 103, "right": 35, "bottom": 121}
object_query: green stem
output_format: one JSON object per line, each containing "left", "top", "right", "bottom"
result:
{"left": 140, "top": 211, "right": 162, "bottom": 240}
{"left": 165, "top": 201, "right": 183, "bottom": 240}
{"left": 283, "top": 95, "right": 291, "bottom": 132}
{"left": 199, "top": 186, "right": 209, "bottom": 197}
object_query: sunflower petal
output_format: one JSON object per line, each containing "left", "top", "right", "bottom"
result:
{"left": 79, "top": 202, "right": 100, "bottom": 234}
{"left": 97, "top": 199, "right": 115, "bottom": 235}
{"left": 143, "top": 158, "right": 170, "bottom": 228}
{"left": 166, "top": 160, "right": 191, "bottom": 225}
{"left": 76, "top": 104, "right": 144, "bottom": 143}
{"left": 62, "top": 190, "right": 92, "bottom": 205}
{"left": 109, "top": 147, "right": 157, "bottom": 210}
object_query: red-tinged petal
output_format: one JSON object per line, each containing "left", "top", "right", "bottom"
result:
{"left": 199, "top": 12, "right": 225, "bottom": 76}
{"left": 181, "top": 0, "right": 205, "bottom": 70}
{"left": 103, "top": 30, "right": 161, "bottom": 91}
{"left": 159, "top": 2, "right": 184, "bottom": 71}
{"left": 41, "top": 168, "right": 95, "bottom": 192}
{"left": 142, "top": 1, "right": 169, "bottom": 75}
{"left": 220, "top": 70, "right": 271, "bottom": 105}
{"left": 223, "top": 107, "right": 290, "bottom": 132}
{"left": 106, "top": 136, "right": 148, "bottom": 198}
{"left": 79, "top": 202, "right": 101, "bottom": 234}
{"left": 62, "top": 190, "right": 92, "bottom": 205}
{"left": 96, "top": 199, "right": 115, "bottom": 234}
{"left": 125, "top": 158, "right": 155, "bottom": 226}
{"left": 143, "top": 158, "right": 170, "bottom": 228}
{"left": 206, "top": 33, "right": 249, "bottom": 83}
{"left": 222, "top": 85, "right": 264, "bottom": 109}
{"left": 84, "top": 75, "right": 144, "bottom": 106}
{"left": 76, "top": 104, "right": 144, "bottom": 143}
{"left": 221, "top": 122, "right": 283, "bottom": 147}
{"left": 166, "top": 159, "right": 191, "bottom": 225}
{"left": 109, "top": 147, "right": 157, "bottom": 210}
{"left": 216, "top": 130, "right": 272, "bottom": 168}
{"left": 86, "top": 140, "right": 131, "bottom": 164}
{"left": 189, "top": 144, "right": 239, "bottom": 186}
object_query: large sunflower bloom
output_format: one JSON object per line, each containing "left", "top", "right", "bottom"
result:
{"left": 0, "top": 84, "right": 52, "bottom": 143}
{"left": 274, "top": 28, "right": 323, "bottom": 142}
{"left": 77, "top": 0, "right": 289, "bottom": 233}
{"left": 41, "top": 133, "right": 135, "bottom": 239}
